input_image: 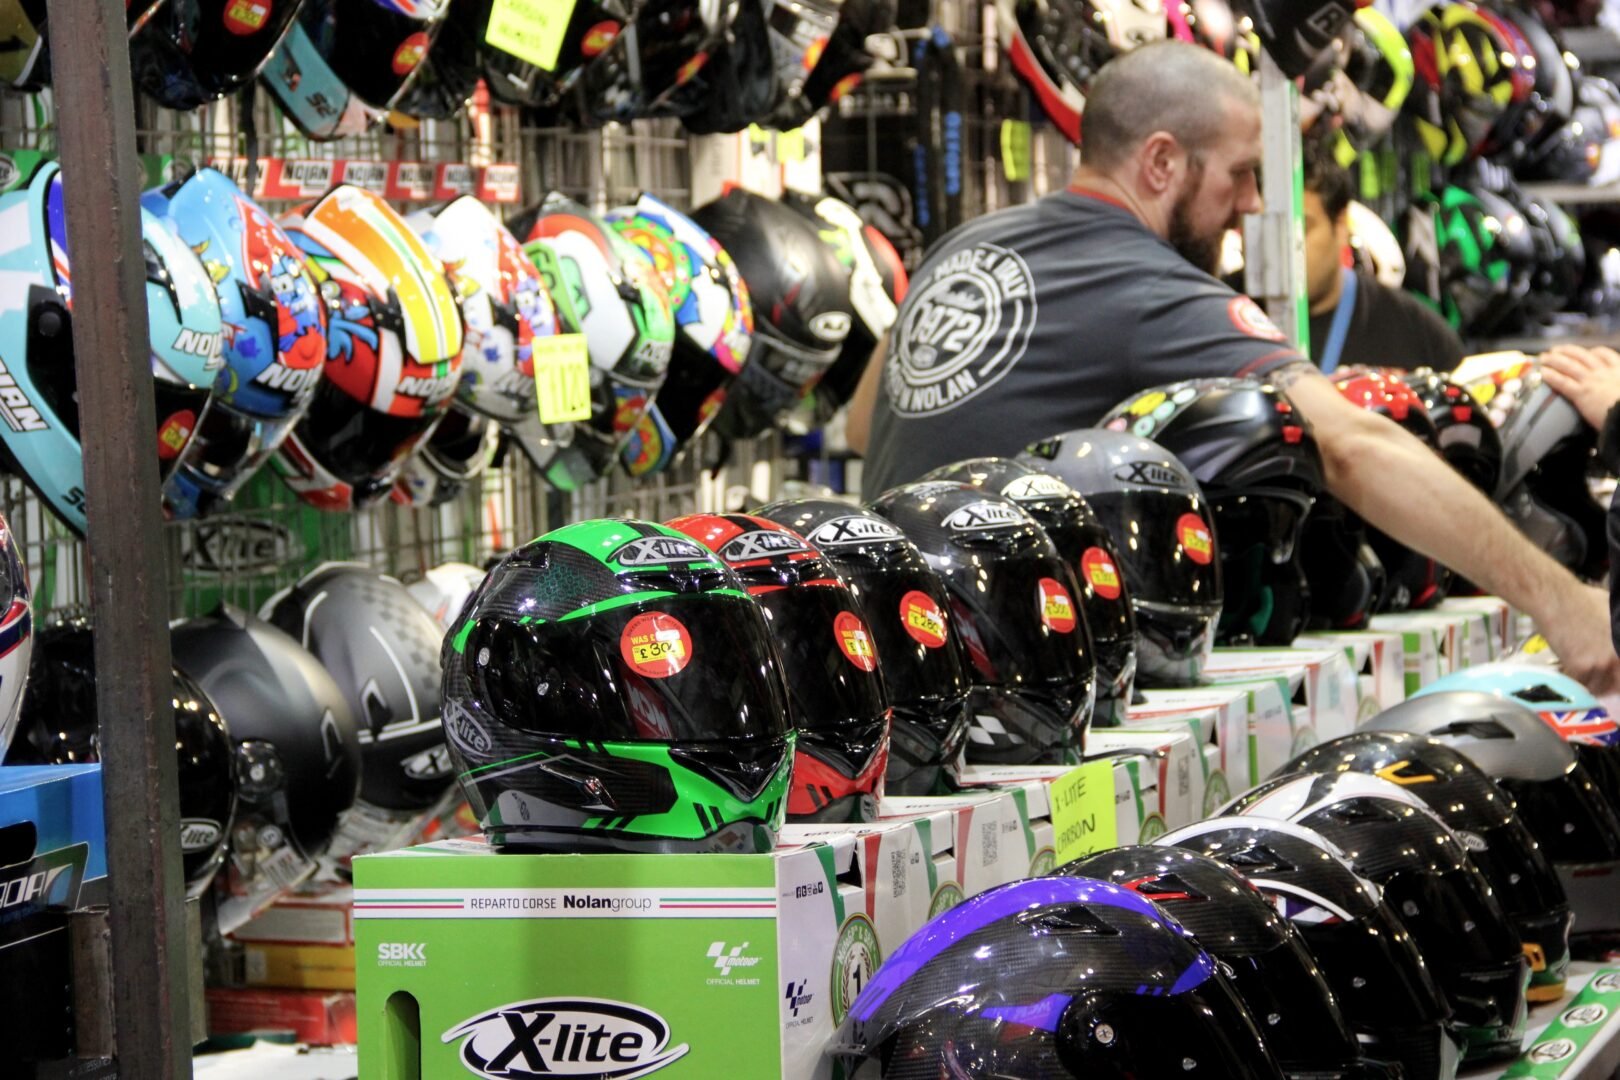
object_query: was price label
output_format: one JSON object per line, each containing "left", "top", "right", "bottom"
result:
{"left": 532, "top": 333, "right": 592, "bottom": 424}
{"left": 484, "top": 0, "right": 577, "bottom": 73}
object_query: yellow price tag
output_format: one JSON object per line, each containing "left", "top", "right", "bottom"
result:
{"left": 1050, "top": 760, "right": 1117, "bottom": 866}
{"left": 533, "top": 333, "right": 592, "bottom": 424}
{"left": 1000, "top": 119, "right": 1031, "bottom": 183}
{"left": 484, "top": 0, "right": 578, "bottom": 72}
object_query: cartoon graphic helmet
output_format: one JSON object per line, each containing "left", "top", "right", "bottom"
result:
{"left": 142, "top": 168, "right": 330, "bottom": 519}
{"left": 0, "top": 511, "right": 29, "bottom": 762}
{"left": 668, "top": 512, "right": 890, "bottom": 821}
{"left": 1163, "top": 817, "right": 1463, "bottom": 1080}
{"left": 1102, "top": 378, "right": 1322, "bottom": 646}
{"left": 1022, "top": 429, "right": 1221, "bottom": 687}
{"left": 171, "top": 606, "right": 361, "bottom": 934}
{"left": 756, "top": 498, "right": 970, "bottom": 796}
{"left": 1398, "top": 367, "right": 1502, "bottom": 494}
{"left": 390, "top": 400, "right": 501, "bottom": 507}
{"left": 275, "top": 185, "right": 464, "bottom": 511}
{"left": 869, "top": 482, "right": 1095, "bottom": 765}
{"left": 924, "top": 458, "right": 1137, "bottom": 727}
{"left": 0, "top": 161, "right": 224, "bottom": 536}
{"left": 441, "top": 520, "right": 795, "bottom": 852}
{"left": 1285, "top": 731, "right": 1572, "bottom": 1002}
{"left": 405, "top": 560, "right": 486, "bottom": 631}
{"left": 1229, "top": 770, "right": 1531, "bottom": 1062}
{"left": 11, "top": 620, "right": 235, "bottom": 901}
{"left": 129, "top": 0, "right": 307, "bottom": 110}
{"left": 829, "top": 875, "right": 1288, "bottom": 1079}
{"left": 1060, "top": 845, "right": 1377, "bottom": 1079}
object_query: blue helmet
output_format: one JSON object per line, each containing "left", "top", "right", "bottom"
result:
{"left": 1417, "top": 663, "right": 1616, "bottom": 750}
{"left": 0, "top": 161, "right": 223, "bottom": 535}
{"left": 143, "top": 168, "right": 329, "bottom": 518}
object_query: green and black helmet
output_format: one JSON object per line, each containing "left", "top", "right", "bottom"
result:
{"left": 441, "top": 518, "right": 795, "bottom": 853}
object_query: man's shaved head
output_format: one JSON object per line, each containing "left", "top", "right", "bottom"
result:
{"left": 1081, "top": 41, "right": 1261, "bottom": 171}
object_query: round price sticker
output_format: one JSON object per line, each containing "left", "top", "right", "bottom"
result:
{"left": 834, "top": 611, "right": 878, "bottom": 672}
{"left": 222, "top": 0, "right": 271, "bottom": 34}
{"left": 899, "top": 590, "right": 948, "bottom": 649}
{"left": 1037, "top": 577, "right": 1077, "bottom": 634}
{"left": 1176, "top": 513, "right": 1214, "bottom": 566}
{"left": 619, "top": 612, "right": 693, "bottom": 678}
{"left": 392, "top": 32, "right": 430, "bottom": 76}
{"left": 1080, "top": 547, "right": 1122, "bottom": 601}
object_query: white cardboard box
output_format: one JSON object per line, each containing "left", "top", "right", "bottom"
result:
{"left": 1205, "top": 646, "right": 1360, "bottom": 742}
{"left": 1370, "top": 611, "right": 1463, "bottom": 692}
{"left": 878, "top": 790, "right": 1029, "bottom": 897}
{"left": 1299, "top": 630, "right": 1408, "bottom": 719}
{"left": 1438, "top": 596, "right": 1514, "bottom": 659}
{"left": 1085, "top": 727, "right": 1203, "bottom": 832}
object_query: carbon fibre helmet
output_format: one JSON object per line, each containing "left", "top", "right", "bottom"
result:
{"left": 11, "top": 620, "right": 235, "bottom": 902}
{"left": 143, "top": 168, "right": 329, "bottom": 519}
{"left": 171, "top": 606, "right": 362, "bottom": 935}
{"left": 441, "top": 519, "right": 795, "bottom": 852}
{"left": 1229, "top": 770, "right": 1531, "bottom": 1062}
{"left": 129, "top": 0, "right": 307, "bottom": 110}
{"left": 0, "top": 511, "right": 28, "bottom": 762}
{"left": 1163, "top": 817, "right": 1463, "bottom": 1080}
{"left": 830, "top": 875, "right": 1286, "bottom": 1078}
{"left": 514, "top": 194, "right": 675, "bottom": 490}
{"left": 261, "top": 0, "right": 448, "bottom": 141}
{"left": 1399, "top": 367, "right": 1502, "bottom": 494}
{"left": 923, "top": 458, "right": 1136, "bottom": 728}
{"left": 869, "top": 482, "right": 1095, "bottom": 765}
{"left": 1406, "top": 1, "right": 1533, "bottom": 166}
{"left": 1369, "top": 690, "right": 1620, "bottom": 948}
{"left": 275, "top": 185, "right": 464, "bottom": 511}
{"left": 1059, "top": 845, "right": 1377, "bottom": 1079}
{"left": 0, "top": 161, "right": 225, "bottom": 537}
{"left": 1101, "top": 378, "right": 1321, "bottom": 647}
{"left": 1023, "top": 429, "right": 1220, "bottom": 687}
{"left": 1284, "top": 731, "right": 1571, "bottom": 1003}
{"left": 604, "top": 194, "right": 753, "bottom": 475}
{"left": 668, "top": 512, "right": 890, "bottom": 822}
{"left": 389, "top": 401, "right": 501, "bottom": 506}
{"left": 689, "top": 188, "right": 853, "bottom": 437}
{"left": 756, "top": 498, "right": 970, "bottom": 796}
{"left": 1235, "top": 0, "right": 1352, "bottom": 77}
{"left": 406, "top": 560, "right": 486, "bottom": 631}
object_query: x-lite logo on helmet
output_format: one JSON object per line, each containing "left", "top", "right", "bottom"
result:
{"left": 806, "top": 515, "right": 904, "bottom": 549}
{"left": 719, "top": 530, "right": 810, "bottom": 563}
{"left": 1001, "top": 474, "right": 1071, "bottom": 502}
{"left": 1112, "top": 461, "right": 1190, "bottom": 490}
{"left": 943, "top": 501, "right": 1024, "bottom": 532}
{"left": 612, "top": 536, "right": 710, "bottom": 567}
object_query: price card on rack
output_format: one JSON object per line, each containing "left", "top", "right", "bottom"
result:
{"left": 484, "top": 0, "right": 578, "bottom": 72}
{"left": 533, "top": 334, "right": 592, "bottom": 424}
{"left": 1049, "top": 760, "right": 1117, "bottom": 864}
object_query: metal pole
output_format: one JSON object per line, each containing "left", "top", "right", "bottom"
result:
{"left": 44, "top": 0, "right": 193, "bottom": 1072}
{"left": 1243, "top": 50, "right": 1308, "bottom": 351}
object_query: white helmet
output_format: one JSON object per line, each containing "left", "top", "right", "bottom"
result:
{"left": 1346, "top": 201, "right": 1405, "bottom": 290}
{"left": 407, "top": 562, "right": 487, "bottom": 631}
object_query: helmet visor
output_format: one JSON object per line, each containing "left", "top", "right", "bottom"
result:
{"left": 752, "top": 583, "right": 889, "bottom": 734}
{"left": 295, "top": 379, "right": 441, "bottom": 493}
{"left": 1086, "top": 490, "right": 1222, "bottom": 608}
{"left": 1295, "top": 909, "right": 1451, "bottom": 1032}
{"left": 314, "top": 0, "right": 440, "bottom": 110}
{"left": 837, "top": 555, "right": 969, "bottom": 714}
{"left": 945, "top": 553, "right": 1093, "bottom": 692}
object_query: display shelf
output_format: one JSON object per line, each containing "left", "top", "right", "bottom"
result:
{"left": 1517, "top": 181, "right": 1620, "bottom": 205}
{"left": 1459, "top": 961, "right": 1620, "bottom": 1079}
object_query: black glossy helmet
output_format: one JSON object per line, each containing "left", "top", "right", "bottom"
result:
{"left": 756, "top": 499, "right": 970, "bottom": 796}
{"left": 1101, "top": 378, "right": 1322, "bottom": 647}
{"left": 574, "top": 0, "right": 736, "bottom": 124}
{"left": 668, "top": 513, "right": 890, "bottom": 823}
{"left": 262, "top": 563, "right": 456, "bottom": 862}
{"left": 1021, "top": 429, "right": 1221, "bottom": 688}
{"left": 1284, "top": 731, "right": 1571, "bottom": 1003}
{"left": 1229, "top": 770, "right": 1531, "bottom": 1063}
{"left": 1163, "top": 817, "right": 1462, "bottom": 1080}
{"left": 1467, "top": 186, "right": 1538, "bottom": 335}
{"left": 10, "top": 620, "right": 237, "bottom": 902}
{"left": 689, "top": 188, "right": 854, "bottom": 437}
{"left": 440, "top": 520, "right": 795, "bottom": 852}
{"left": 829, "top": 875, "right": 1288, "bottom": 1079}
{"left": 171, "top": 606, "right": 362, "bottom": 935}
{"left": 870, "top": 482, "right": 1096, "bottom": 765}
{"left": 1517, "top": 193, "right": 1586, "bottom": 322}
{"left": 1300, "top": 496, "right": 1388, "bottom": 631}
{"left": 1060, "top": 845, "right": 1378, "bottom": 1080}
{"left": 1400, "top": 367, "right": 1503, "bottom": 494}
{"left": 1491, "top": 2, "right": 1575, "bottom": 158}
{"left": 923, "top": 457, "right": 1137, "bottom": 728}
{"left": 129, "top": 0, "right": 308, "bottom": 109}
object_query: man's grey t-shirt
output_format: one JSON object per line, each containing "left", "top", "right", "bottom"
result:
{"left": 862, "top": 190, "right": 1303, "bottom": 498}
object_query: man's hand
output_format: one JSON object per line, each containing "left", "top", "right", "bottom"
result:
{"left": 1541, "top": 582, "right": 1620, "bottom": 694}
{"left": 1541, "top": 344, "right": 1620, "bottom": 430}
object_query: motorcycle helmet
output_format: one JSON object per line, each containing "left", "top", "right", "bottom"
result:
{"left": 1180, "top": 0, "right": 1261, "bottom": 73}
{"left": 275, "top": 185, "right": 464, "bottom": 511}
{"left": 514, "top": 193, "right": 674, "bottom": 489}
{"left": 1101, "top": 378, "right": 1321, "bottom": 646}
{"left": 1335, "top": 9, "right": 1413, "bottom": 155}
{"left": 829, "top": 875, "right": 1288, "bottom": 1079}
{"left": 923, "top": 458, "right": 1136, "bottom": 728}
{"left": 1408, "top": 187, "right": 1511, "bottom": 332}
{"left": 1022, "top": 429, "right": 1220, "bottom": 687}
{"left": 171, "top": 606, "right": 362, "bottom": 934}
{"left": 406, "top": 559, "right": 486, "bottom": 631}
{"left": 1236, "top": 0, "right": 1352, "bottom": 78}
{"left": 1347, "top": 200, "right": 1406, "bottom": 289}
{"left": 756, "top": 498, "right": 970, "bottom": 796}
{"left": 1370, "top": 689, "right": 1620, "bottom": 946}
{"left": 0, "top": 161, "right": 224, "bottom": 536}
{"left": 1406, "top": 1, "right": 1533, "bottom": 166}
{"left": 1060, "top": 845, "right": 1374, "bottom": 1079}
{"left": 1517, "top": 192, "right": 1585, "bottom": 321}
{"left": 390, "top": 0, "right": 481, "bottom": 119}
{"left": 668, "top": 512, "right": 890, "bottom": 821}
{"left": 1298, "top": 473, "right": 1386, "bottom": 631}
{"left": 1399, "top": 367, "right": 1502, "bottom": 494}
{"left": 390, "top": 401, "right": 501, "bottom": 506}
{"left": 1466, "top": 185, "right": 1537, "bottom": 334}
{"left": 1164, "top": 817, "right": 1463, "bottom": 1080}
{"left": 143, "top": 167, "right": 329, "bottom": 519}
{"left": 1519, "top": 85, "right": 1608, "bottom": 183}
{"left": 572, "top": 0, "right": 736, "bottom": 125}
{"left": 868, "top": 482, "right": 1095, "bottom": 765}
{"left": 765, "top": 0, "right": 894, "bottom": 130}
{"left": 1285, "top": 731, "right": 1572, "bottom": 1002}
{"left": 689, "top": 188, "right": 853, "bottom": 438}
{"left": 0, "top": 0, "right": 46, "bottom": 90}
{"left": 0, "top": 511, "right": 28, "bottom": 761}
{"left": 261, "top": 0, "right": 449, "bottom": 141}
{"left": 441, "top": 519, "right": 795, "bottom": 852}
{"left": 604, "top": 193, "right": 753, "bottom": 475}
{"left": 129, "top": 0, "right": 307, "bottom": 110}
{"left": 668, "top": 0, "right": 841, "bottom": 133}
{"left": 10, "top": 620, "right": 235, "bottom": 901}
{"left": 1492, "top": 1, "right": 1575, "bottom": 158}
{"left": 1229, "top": 770, "right": 1531, "bottom": 1062}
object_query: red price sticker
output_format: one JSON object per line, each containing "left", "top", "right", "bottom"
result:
{"left": 1038, "top": 577, "right": 1077, "bottom": 634}
{"left": 157, "top": 410, "right": 197, "bottom": 461}
{"left": 899, "top": 590, "right": 948, "bottom": 649}
{"left": 1080, "top": 546, "right": 1122, "bottom": 601}
{"left": 619, "top": 612, "right": 693, "bottom": 678}
{"left": 1176, "top": 513, "right": 1214, "bottom": 566}
{"left": 834, "top": 611, "right": 878, "bottom": 672}
{"left": 222, "top": 0, "right": 271, "bottom": 34}
{"left": 392, "top": 32, "right": 430, "bottom": 76}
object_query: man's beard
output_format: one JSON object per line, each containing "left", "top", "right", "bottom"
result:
{"left": 1167, "top": 175, "right": 1228, "bottom": 277}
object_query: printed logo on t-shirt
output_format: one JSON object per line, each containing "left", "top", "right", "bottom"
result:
{"left": 886, "top": 242, "right": 1038, "bottom": 417}
{"left": 1227, "top": 297, "right": 1286, "bottom": 342}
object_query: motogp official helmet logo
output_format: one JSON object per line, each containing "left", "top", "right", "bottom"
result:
{"left": 442, "top": 997, "right": 689, "bottom": 1079}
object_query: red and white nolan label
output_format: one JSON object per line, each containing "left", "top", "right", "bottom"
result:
{"left": 1080, "top": 546, "right": 1122, "bottom": 601}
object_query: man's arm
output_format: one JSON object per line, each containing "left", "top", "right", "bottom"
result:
{"left": 844, "top": 336, "right": 887, "bottom": 456}
{"left": 1274, "top": 361, "right": 1620, "bottom": 693}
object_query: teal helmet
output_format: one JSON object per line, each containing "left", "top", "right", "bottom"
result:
{"left": 441, "top": 519, "right": 795, "bottom": 853}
